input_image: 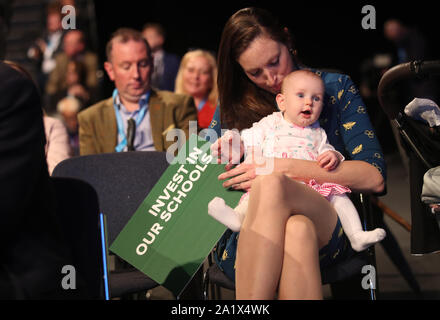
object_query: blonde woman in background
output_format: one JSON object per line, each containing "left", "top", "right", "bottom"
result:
{"left": 175, "top": 49, "right": 218, "bottom": 129}
{"left": 43, "top": 114, "right": 72, "bottom": 174}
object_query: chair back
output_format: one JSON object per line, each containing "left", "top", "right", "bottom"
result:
{"left": 52, "top": 151, "right": 169, "bottom": 244}
{"left": 378, "top": 60, "right": 440, "bottom": 120}
{"left": 51, "top": 176, "right": 104, "bottom": 299}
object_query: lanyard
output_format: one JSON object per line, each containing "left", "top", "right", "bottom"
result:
{"left": 113, "top": 89, "right": 151, "bottom": 152}
{"left": 197, "top": 98, "right": 207, "bottom": 111}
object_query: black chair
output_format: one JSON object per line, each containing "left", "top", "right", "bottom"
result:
{"left": 51, "top": 176, "right": 105, "bottom": 299}
{"left": 52, "top": 151, "right": 170, "bottom": 298}
{"left": 378, "top": 60, "right": 440, "bottom": 255}
{"left": 203, "top": 192, "right": 379, "bottom": 300}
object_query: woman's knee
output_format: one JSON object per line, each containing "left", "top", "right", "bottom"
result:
{"left": 247, "top": 174, "right": 291, "bottom": 220}
{"left": 247, "top": 174, "right": 303, "bottom": 223}
{"left": 252, "top": 173, "right": 292, "bottom": 197}
{"left": 285, "top": 215, "right": 318, "bottom": 244}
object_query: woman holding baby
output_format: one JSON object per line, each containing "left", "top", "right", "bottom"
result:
{"left": 209, "top": 7, "right": 386, "bottom": 299}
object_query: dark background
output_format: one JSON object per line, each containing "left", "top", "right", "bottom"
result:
{"left": 94, "top": 0, "right": 440, "bottom": 86}
{"left": 93, "top": 0, "right": 440, "bottom": 155}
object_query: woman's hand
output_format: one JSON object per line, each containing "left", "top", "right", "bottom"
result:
{"left": 218, "top": 161, "right": 257, "bottom": 191}
{"left": 218, "top": 152, "right": 273, "bottom": 191}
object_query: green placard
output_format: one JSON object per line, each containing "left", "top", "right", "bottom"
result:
{"left": 109, "top": 134, "right": 243, "bottom": 297}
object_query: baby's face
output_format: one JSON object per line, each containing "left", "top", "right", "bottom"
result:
{"left": 277, "top": 74, "right": 324, "bottom": 127}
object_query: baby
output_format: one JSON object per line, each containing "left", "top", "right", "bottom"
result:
{"left": 208, "top": 70, "right": 386, "bottom": 252}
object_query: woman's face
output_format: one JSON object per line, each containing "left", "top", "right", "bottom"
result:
{"left": 182, "top": 55, "right": 213, "bottom": 99}
{"left": 66, "top": 62, "right": 80, "bottom": 85}
{"left": 237, "top": 35, "right": 294, "bottom": 95}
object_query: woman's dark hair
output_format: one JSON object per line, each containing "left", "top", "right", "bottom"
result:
{"left": 68, "top": 60, "right": 87, "bottom": 84}
{"left": 217, "top": 7, "right": 298, "bottom": 131}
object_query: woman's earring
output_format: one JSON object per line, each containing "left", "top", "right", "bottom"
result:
{"left": 289, "top": 48, "right": 300, "bottom": 69}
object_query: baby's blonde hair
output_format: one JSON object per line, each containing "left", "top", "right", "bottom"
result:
{"left": 281, "top": 69, "right": 324, "bottom": 94}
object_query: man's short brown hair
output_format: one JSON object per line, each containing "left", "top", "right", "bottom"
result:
{"left": 105, "top": 28, "right": 151, "bottom": 62}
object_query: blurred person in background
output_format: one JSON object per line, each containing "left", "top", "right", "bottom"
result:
{"left": 47, "top": 59, "right": 91, "bottom": 114}
{"left": 43, "top": 114, "right": 72, "bottom": 175}
{"left": 383, "top": 18, "right": 438, "bottom": 103}
{"left": 57, "top": 96, "right": 81, "bottom": 156}
{"left": 27, "top": 1, "right": 65, "bottom": 92}
{"left": 78, "top": 28, "right": 197, "bottom": 155}
{"left": 384, "top": 19, "right": 429, "bottom": 64}
{"left": 142, "top": 22, "right": 180, "bottom": 91}
{"left": 45, "top": 29, "right": 98, "bottom": 114}
{"left": 174, "top": 49, "right": 218, "bottom": 129}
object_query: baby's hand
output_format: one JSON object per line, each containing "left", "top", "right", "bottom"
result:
{"left": 210, "top": 130, "right": 244, "bottom": 169}
{"left": 317, "top": 151, "right": 341, "bottom": 171}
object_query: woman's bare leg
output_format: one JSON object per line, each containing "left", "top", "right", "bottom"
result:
{"left": 278, "top": 215, "right": 322, "bottom": 299}
{"left": 235, "top": 177, "right": 282, "bottom": 299}
{"left": 235, "top": 173, "right": 337, "bottom": 300}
